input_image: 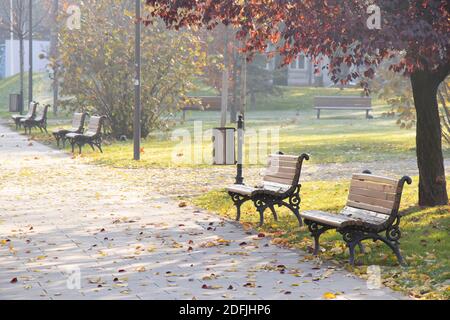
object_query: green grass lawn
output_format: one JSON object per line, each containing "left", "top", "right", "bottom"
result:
{"left": 21, "top": 107, "right": 447, "bottom": 168}
{"left": 0, "top": 73, "right": 53, "bottom": 109}
{"left": 193, "top": 179, "right": 450, "bottom": 300}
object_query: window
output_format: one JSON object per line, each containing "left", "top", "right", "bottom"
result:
{"left": 289, "top": 55, "right": 307, "bottom": 70}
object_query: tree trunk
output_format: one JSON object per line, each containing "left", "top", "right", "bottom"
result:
{"left": 19, "top": 35, "right": 24, "bottom": 113}
{"left": 50, "top": 0, "right": 59, "bottom": 115}
{"left": 411, "top": 70, "right": 448, "bottom": 206}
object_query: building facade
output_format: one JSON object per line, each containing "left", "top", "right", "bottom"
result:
{"left": 3, "top": 40, "right": 50, "bottom": 78}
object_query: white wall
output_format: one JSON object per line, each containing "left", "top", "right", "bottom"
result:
{"left": 4, "top": 40, "right": 50, "bottom": 77}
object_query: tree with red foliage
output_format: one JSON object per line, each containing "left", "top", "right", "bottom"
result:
{"left": 145, "top": 0, "right": 450, "bottom": 207}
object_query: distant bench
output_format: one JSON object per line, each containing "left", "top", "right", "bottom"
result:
{"left": 314, "top": 96, "right": 372, "bottom": 119}
{"left": 182, "top": 96, "right": 222, "bottom": 120}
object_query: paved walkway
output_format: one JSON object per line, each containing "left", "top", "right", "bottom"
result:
{"left": 0, "top": 123, "right": 407, "bottom": 300}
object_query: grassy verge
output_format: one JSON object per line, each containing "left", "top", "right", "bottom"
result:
{"left": 15, "top": 110, "right": 440, "bottom": 168}
{"left": 193, "top": 179, "right": 450, "bottom": 300}
{"left": 2, "top": 84, "right": 448, "bottom": 168}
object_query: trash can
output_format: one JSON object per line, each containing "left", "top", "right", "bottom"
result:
{"left": 9, "top": 93, "right": 22, "bottom": 113}
{"left": 212, "top": 127, "right": 236, "bottom": 165}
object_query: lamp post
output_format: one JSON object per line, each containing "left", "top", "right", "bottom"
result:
{"left": 10, "top": 0, "right": 14, "bottom": 77}
{"left": 133, "top": 0, "right": 141, "bottom": 161}
{"left": 235, "top": 114, "right": 244, "bottom": 185}
{"left": 28, "top": 0, "right": 33, "bottom": 105}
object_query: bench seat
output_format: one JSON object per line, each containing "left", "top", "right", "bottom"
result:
{"left": 301, "top": 207, "right": 389, "bottom": 230}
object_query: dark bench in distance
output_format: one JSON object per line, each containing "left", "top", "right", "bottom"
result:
{"left": 21, "top": 104, "right": 50, "bottom": 134}
{"left": 66, "top": 115, "right": 106, "bottom": 154}
{"left": 314, "top": 96, "right": 372, "bottom": 119}
{"left": 182, "top": 96, "right": 222, "bottom": 120}
{"left": 52, "top": 112, "right": 88, "bottom": 148}
{"left": 11, "top": 102, "right": 38, "bottom": 130}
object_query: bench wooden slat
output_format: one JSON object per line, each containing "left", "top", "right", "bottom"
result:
{"left": 227, "top": 185, "right": 255, "bottom": 196}
{"left": 352, "top": 174, "right": 399, "bottom": 186}
{"left": 346, "top": 200, "right": 393, "bottom": 215}
{"left": 341, "top": 207, "right": 389, "bottom": 224}
{"left": 348, "top": 193, "right": 395, "bottom": 211}
{"left": 349, "top": 186, "right": 396, "bottom": 201}
{"left": 264, "top": 175, "right": 294, "bottom": 186}
{"left": 350, "top": 179, "right": 398, "bottom": 193}
{"left": 302, "top": 210, "right": 354, "bottom": 227}
{"left": 266, "top": 166, "right": 297, "bottom": 175}
{"left": 264, "top": 170, "right": 296, "bottom": 180}
{"left": 263, "top": 181, "right": 292, "bottom": 189}
{"left": 269, "top": 154, "right": 300, "bottom": 161}
{"left": 268, "top": 160, "right": 298, "bottom": 169}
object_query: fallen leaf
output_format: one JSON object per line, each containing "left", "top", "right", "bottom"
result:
{"left": 178, "top": 201, "right": 187, "bottom": 208}
{"left": 323, "top": 292, "right": 337, "bottom": 300}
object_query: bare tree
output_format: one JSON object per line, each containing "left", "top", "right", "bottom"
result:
{"left": 0, "top": 0, "right": 49, "bottom": 112}
{"left": 49, "top": 0, "right": 59, "bottom": 115}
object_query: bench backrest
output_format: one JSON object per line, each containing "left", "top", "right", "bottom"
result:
{"left": 315, "top": 96, "right": 372, "bottom": 108}
{"left": 71, "top": 113, "right": 88, "bottom": 132}
{"left": 27, "top": 102, "right": 38, "bottom": 118}
{"left": 85, "top": 116, "right": 105, "bottom": 136}
{"left": 347, "top": 173, "right": 411, "bottom": 218}
{"left": 35, "top": 104, "right": 49, "bottom": 122}
{"left": 263, "top": 153, "right": 309, "bottom": 192}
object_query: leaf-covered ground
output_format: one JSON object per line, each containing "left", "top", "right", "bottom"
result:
{"left": 193, "top": 180, "right": 450, "bottom": 300}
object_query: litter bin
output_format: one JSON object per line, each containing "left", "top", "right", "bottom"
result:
{"left": 9, "top": 93, "right": 22, "bottom": 113}
{"left": 212, "top": 127, "right": 236, "bottom": 165}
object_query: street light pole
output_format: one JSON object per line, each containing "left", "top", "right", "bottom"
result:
{"left": 10, "top": 0, "right": 14, "bottom": 77}
{"left": 133, "top": 0, "right": 141, "bottom": 161}
{"left": 28, "top": 0, "right": 33, "bottom": 105}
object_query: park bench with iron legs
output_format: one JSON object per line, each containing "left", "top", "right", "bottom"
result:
{"left": 66, "top": 115, "right": 106, "bottom": 154}
{"left": 21, "top": 104, "right": 50, "bottom": 135}
{"left": 300, "top": 171, "right": 412, "bottom": 266}
{"left": 11, "top": 102, "right": 38, "bottom": 130}
{"left": 52, "top": 112, "right": 88, "bottom": 148}
{"left": 314, "top": 96, "right": 372, "bottom": 119}
{"left": 227, "top": 153, "right": 310, "bottom": 227}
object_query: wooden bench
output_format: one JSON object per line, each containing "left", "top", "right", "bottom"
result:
{"left": 301, "top": 171, "right": 412, "bottom": 266}
{"left": 314, "top": 96, "right": 372, "bottom": 119}
{"left": 52, "top": 112, "right": 88, "bottom": 148}
{"left": 21, "top": 104, "right": 50, "bottom": 134}
{"left": 66, "top": 115, "right": 106, "bottom": 154}
{"left": 11, "top": 102, "right": 38, "bottom": 130}
{"left": 182, "top": 96, "right": 222, "bottom": 120}
{"left": 227, "top": 153, "right": 310, "bottom": 227}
